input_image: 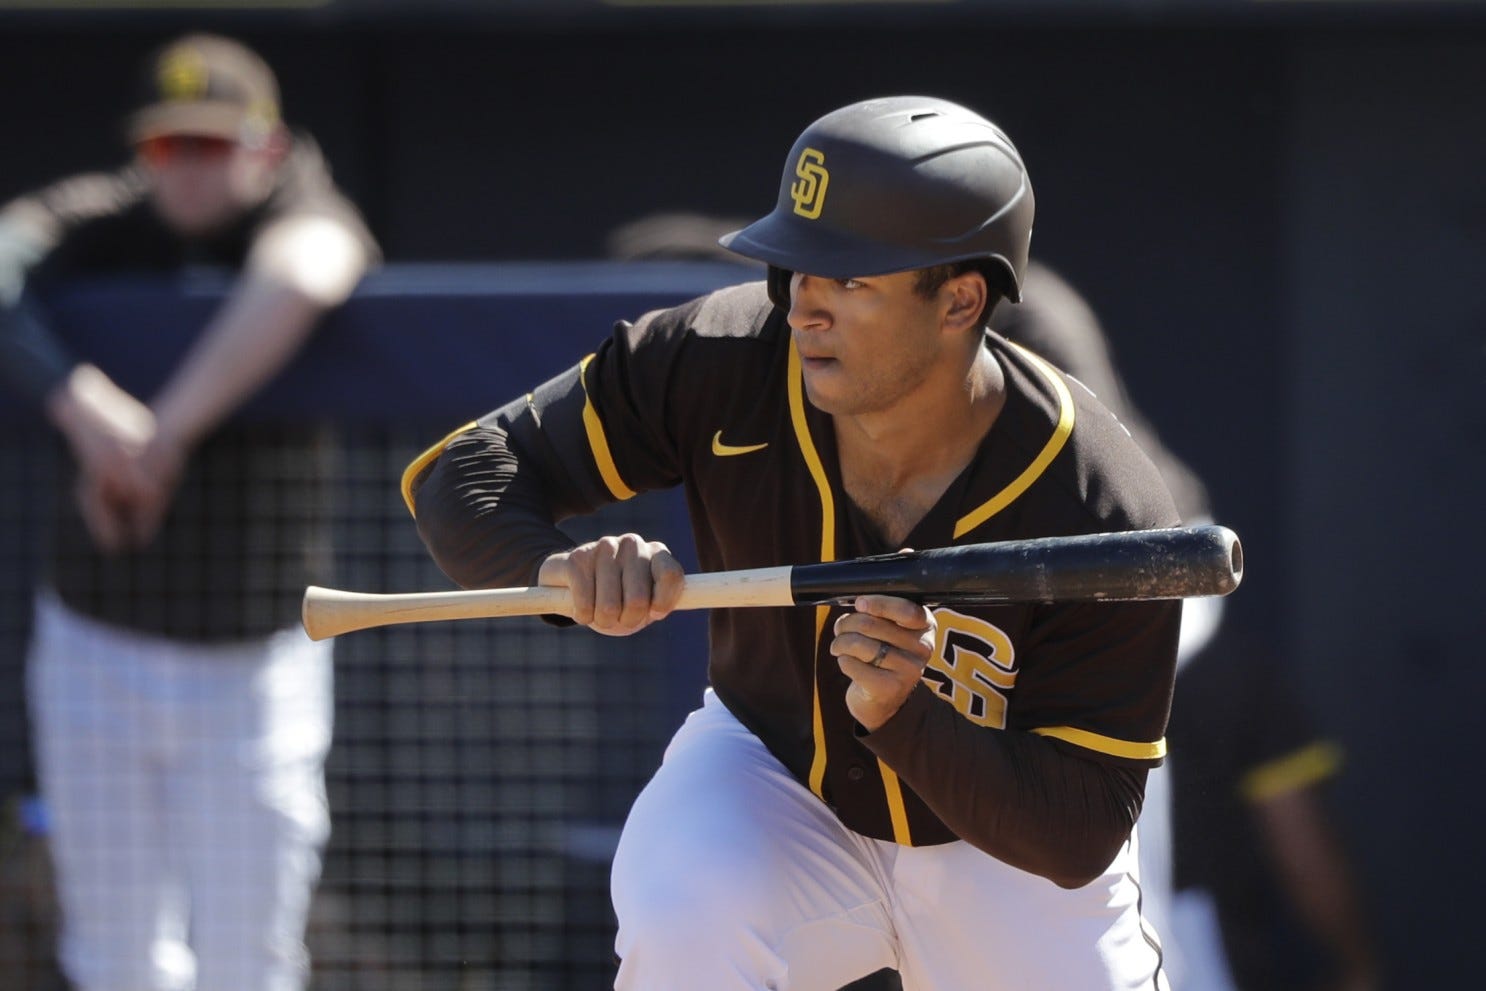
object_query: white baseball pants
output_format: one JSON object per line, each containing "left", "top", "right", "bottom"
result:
{"left": 612, "top": 688, "right": 1167, "bottom": 991}
{"left": 27, "top": 592, "right": 333, "bottom": 991}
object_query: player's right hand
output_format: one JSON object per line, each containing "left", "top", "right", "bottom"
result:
{"left": 537, "top": 533, "right": 685, "bottom": 636}
{"left": 47, "top": 364, "right": 156, "bottom": 493}
{"left": 73, "top": 473, "right": 134, "bottom": 554}
{"left": 47, "top": 365, "right": 163, "bottom": 553}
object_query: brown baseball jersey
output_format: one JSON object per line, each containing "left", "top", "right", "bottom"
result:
{"left": 408, "top": 280, "right": 1182, "bottom": 856}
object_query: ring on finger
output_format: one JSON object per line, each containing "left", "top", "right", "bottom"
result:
{"left": 869, "top": 641, "right": 891, "bottom": 668}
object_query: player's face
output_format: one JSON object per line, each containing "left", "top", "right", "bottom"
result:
{"left": 136, "top": 132, "right": 280, "bottom": 237}
{"left": 787, "top": 270, "right": 954, "bottom": 417}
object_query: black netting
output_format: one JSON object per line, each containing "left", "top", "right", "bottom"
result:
{"left": 0, "top": 425, "right": 701, "bottom": 991}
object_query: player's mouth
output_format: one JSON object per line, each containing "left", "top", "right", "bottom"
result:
{"left": 800, "top": 356, "right": 842, "bottom": 381}
{"left": 795, "top": 344, "right": 838, "bottom": 369}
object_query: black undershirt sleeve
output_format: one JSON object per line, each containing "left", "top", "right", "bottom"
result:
{"left": 411, "top": 424, "right": 578, "bottom": 591}
{"left": 410, "top": 313, "right": 690, "bottom": 594}
{"left": 863, "top": 686, "right": 1147, "bottom": 888}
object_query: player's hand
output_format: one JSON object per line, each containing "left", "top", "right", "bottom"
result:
{"left": 73, "top": 473, "right": 134, "bottom": 554}
{"left": 831, "top": 594, "right": 936, "bottom": 732}
{"left": 537, "top": 533, "right": 685, "bottom": 636}
{"left": 47, "top": 364, "right": 155, "bottom": 497}
{"left": 119, "top": 429, "right": 189, "bottom": 548}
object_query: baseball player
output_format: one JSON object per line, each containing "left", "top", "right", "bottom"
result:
{"left": 0, "top": 34, "right": 376, "bottom": 991}
{"left": 406, "top": 96, "right": 1181, "bottom": 990}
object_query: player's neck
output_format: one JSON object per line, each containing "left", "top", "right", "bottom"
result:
{"left": 835, "top": 346, "right": 1004, "bottom": 545}
{"left": 837, "top": 344, "right": 1004, "bottom": 477}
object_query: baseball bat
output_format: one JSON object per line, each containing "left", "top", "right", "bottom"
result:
{"left": 302, "top": 525, "right": 1241, "bottom": 641}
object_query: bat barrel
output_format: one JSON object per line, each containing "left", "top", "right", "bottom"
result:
{"left": 789, "top": 525, "right": 1242, "bottom": 605}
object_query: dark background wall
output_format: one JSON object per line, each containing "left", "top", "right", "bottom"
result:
{"left": 2, "top": 3, "right": 1482, "bottom": 984}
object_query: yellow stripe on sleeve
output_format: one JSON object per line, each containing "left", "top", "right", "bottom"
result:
{"left": 578, "top": 353, "right": 637, "bottom": 501}
{"left": 1240, "top": 741, "right": 1343, "bottom": 804}
{"left": 400, "top": 420, "right": 478, "bottom": 517}
{"left": 954, "top": 343, "right": 1076, "bottom": 539}
{"left": 1031, "top": 725, "right": 1167, "bottom": 762}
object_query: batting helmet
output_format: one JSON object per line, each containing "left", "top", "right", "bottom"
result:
{"left": 720, "top": 96, "right": 1034, "bottom": 308}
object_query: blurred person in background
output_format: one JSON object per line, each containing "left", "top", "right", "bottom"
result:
{"left": 1163, "top": 628, "right": 1380, "bottom": 991}
{"left": 0, "top": 32, "right": 377, "bottom": 991}
{"left": 994, "top": 261, "right": 1380, "bottom": 991}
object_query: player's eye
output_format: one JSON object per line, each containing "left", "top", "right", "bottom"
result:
{"left": 837, "top": 278, "right": 864, "bottom": 290}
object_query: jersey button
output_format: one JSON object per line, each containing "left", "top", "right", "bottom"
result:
{"left": 847, "top": 764, "right": 865, "bottom": 782}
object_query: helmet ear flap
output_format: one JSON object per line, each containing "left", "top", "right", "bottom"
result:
{"left": 766, "top": 266, "right": 792, "bottom": 310}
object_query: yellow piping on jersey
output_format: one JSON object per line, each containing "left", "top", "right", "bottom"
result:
{"left": 877, "top": 758, "right": 914, "bottom": 846}
{"left": 1032, "top": 725, "right": 1167, "bottom": 762}
{"left": 400, "top": 420, "right": 478, "bottom": 517}
{"left": 1240, "top": 740, "right": 1343, "bottom": 804}
{"left": 954, "top": 343, "right": 1076, "bottom": 539}
{"left": 579, "top": 353, "right": 637, "bottom": 501}
{"left": 789, "top": 339, "right": 915, "bottom": 845}
{"left": 787, "top": 339, "right": 835, "bottom": 802}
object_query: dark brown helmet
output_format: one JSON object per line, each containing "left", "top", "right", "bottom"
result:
{"left": 720, "top": 96, "right": 1034, "bottom": 308}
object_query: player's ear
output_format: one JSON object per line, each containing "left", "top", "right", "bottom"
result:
{"left": 942, "top": 270, "right": 987, "bottom": 333}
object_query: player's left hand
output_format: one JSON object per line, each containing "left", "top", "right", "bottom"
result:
{"left": 73, "top": 472, "right": 134, "bottom": 554}
{"left": 120, "top": 430, "right": 188, "bottom": 547}
{"left": 831, "top": 594, "right": 936, "bottom": 731}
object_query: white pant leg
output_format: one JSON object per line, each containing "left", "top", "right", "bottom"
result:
{"left": 28, "top": 594, "right": 195, "bottom": 991}
{"left": 165, "top": 627, "right": 333, "bottom": 991}
{"left": 1145, "top": 591, "right": 1226, "bottom": 991}
{"left": 1138, "top": 765, "right": 1182, "bottom": 986}
{"left": 28, "top": 595, "right": 332, "bottom": 991}
{"left": 891, "top": 832, "right": 1168, "bottom": 991}
{"left": 612, "top": 690, "right": 897, "bottom": 991}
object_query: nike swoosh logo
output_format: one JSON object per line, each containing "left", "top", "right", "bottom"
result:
{"left": 711, "top": 431, "right": 769, "bottom": 457}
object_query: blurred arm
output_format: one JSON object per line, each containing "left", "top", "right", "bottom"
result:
{"left": 0, "top": 202, "right": 76, "bottom": 404}
{"left": 1, "top": 174, "right": 153, "bottom": 413}
{"left": 148, "top": 214, "right": 370, "bottom": 449}
{"left": 2, "top": 198, "right": 160, "bottom": 551}
{"left": 108, "top": 213, "right": 369, "bottom": 547}
{"left": 1252, "top": 786, "right": 1381, "bottom": 991}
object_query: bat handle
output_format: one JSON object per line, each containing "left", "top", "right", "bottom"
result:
{"left": 302, "top": 584, "right": 575, "bottom": 641}
{"left": 301, "top": 565, "right": 796, "bottom": 641}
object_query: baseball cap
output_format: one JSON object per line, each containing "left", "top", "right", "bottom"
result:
{"left": 126, "top": 33, "right": 281, "bottom": 145}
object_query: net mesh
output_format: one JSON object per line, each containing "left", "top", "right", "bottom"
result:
{"left": 0, "top": 425, "right": 702, "bottom": 991}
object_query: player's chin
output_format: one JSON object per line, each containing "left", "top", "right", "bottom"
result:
{"left": 801, "top": 371, "right": 862, "bottom": 416}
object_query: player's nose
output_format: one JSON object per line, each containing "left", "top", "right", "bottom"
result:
{"left": 786, "top": 273, "right": 831, "bottom": 333}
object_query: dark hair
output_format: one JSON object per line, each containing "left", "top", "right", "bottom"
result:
{"left": 914, "top": 260, "right": 1007, "bottom": 326}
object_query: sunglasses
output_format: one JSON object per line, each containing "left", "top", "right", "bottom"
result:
{"left": 135, "top": 134, "right": 238, "bottom": 166}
